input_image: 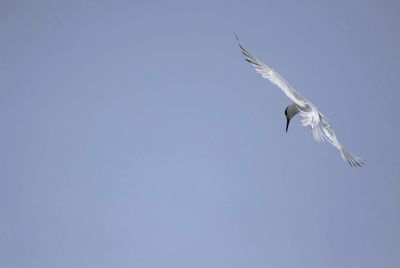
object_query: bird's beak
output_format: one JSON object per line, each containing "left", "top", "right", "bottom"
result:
{"left": 286, "top": 117, "right": 290, "bottom": 133}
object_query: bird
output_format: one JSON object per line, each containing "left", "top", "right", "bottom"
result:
{"left": 236, "top": 35, "right": 364, "bottom": 167}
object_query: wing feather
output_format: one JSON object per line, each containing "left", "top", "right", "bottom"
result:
{"left": 236, "top": 36, "right": 307, "bottom": 108}
{"left": 319, "top": 113, "right": 364, "bottom": 167}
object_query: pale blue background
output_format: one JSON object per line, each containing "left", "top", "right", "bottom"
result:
{"left": 1, "top": 0, "right": 399, "bottom": 267}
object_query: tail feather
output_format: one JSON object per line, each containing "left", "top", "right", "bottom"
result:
{"left": 311, "top": 125, "right": 325, "bottom": 142}
{"left": 340, "top": 147, "right": 364, "bottom": 167}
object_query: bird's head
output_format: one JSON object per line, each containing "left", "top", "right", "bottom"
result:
{"left": 284, "top": 106, "right": 292, "bottom": 133}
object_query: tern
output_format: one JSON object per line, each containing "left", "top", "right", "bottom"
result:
{"left": 236, "top": 35, "right": 364, "bottom": 167}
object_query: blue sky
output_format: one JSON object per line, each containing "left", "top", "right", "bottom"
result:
{"left": 1, "top": 0, "right": 399, "bottom": 267}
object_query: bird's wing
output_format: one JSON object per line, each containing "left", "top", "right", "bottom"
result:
{"left": 236, "top": 36, "right": 307, "bottom": 108}
{"left": 319, "top": 113, "right": 364, "bottom": 167}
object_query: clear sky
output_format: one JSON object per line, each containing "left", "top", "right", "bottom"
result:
{"left": 1, "top": 0, "right": 399, "bottom": 267}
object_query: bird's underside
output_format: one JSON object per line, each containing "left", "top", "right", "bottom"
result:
{"left": 236, "top": 35, "right": 364, "bottom": 167}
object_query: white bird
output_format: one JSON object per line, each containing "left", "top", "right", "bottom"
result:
{"left": 236, "top": 35, "right": 364, "bottom": 167}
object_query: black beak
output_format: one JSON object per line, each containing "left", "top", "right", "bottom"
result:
{"left": 286, "top": 117, "right": 290, "bottom": 132}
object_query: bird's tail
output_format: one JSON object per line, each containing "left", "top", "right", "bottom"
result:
{"left": 311, "top": 125, "right": 325, "bottom": 142}
{"left": 340, "top": 146, "right": 364, "bottom": 167}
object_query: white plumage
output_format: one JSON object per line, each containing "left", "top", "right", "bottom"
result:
{"left": 236, "top": 35, "right": 364, "bottom": 167}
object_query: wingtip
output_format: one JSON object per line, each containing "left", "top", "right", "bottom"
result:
{"left": 234, "top": 33, "right": 240, "bottom": 42}
{"left": 341, "top": 147, "right": 364, "bottom": 167}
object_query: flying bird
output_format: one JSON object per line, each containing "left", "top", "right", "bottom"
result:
{"left": 236, "top": 35, "right": 364, "bottom": 167}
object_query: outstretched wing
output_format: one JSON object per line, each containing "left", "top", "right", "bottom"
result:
{"left": 236, "top": 35, "right": 307, "bottom": 108}
{"left": 236, "top": 35, "right": 363, "bottom": 166}
{"left": 319, "top": 113, "right": 364, "bottom": 167}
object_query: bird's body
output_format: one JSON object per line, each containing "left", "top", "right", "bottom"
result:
{"left": 236, "top": 35, "right": 364, "bottom": 166}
